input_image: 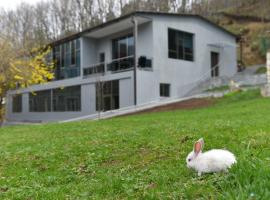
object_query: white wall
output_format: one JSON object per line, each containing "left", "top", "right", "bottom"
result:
{"left": 120, "top": 77, "right": 134, "bottom": 108}
{"left": 148, "top": 14, "right": 237, "bottom": 99}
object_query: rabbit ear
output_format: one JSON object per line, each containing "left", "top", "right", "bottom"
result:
{"left": 194, "top": 138, "right": 204, "bottom": 154}
{"left": 198, "top": 138, "right": 204, "bottom": 150}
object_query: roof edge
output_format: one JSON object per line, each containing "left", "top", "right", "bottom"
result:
{"left": 48, "top": 11, "right": 240, "bottom": 47}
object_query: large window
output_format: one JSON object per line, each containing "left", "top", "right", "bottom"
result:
{"left": 12, "top": 94, "right": 22, "bottom": 113}
{"left": 112, "top": 35, "right": 134, "bottom": 59}
{"left": 109, "top": 35, "right": 134, "bottom": 72}
{"left": 29, "top": 90, "right": 51, "bottom": 112}
{"left": 28, "top": 86, "right": 81, "bottom": 112}
{"left": 53, "top": 85, "right": 81, "bottom": 112}
{"left": 96, "top": 80, "right": 119, "bottom": 111}
{"left": 168, "top": 28, "right": 194, "bottom": 61}
{"left": 53, "top": 39, "right": 81, "bottom": 80}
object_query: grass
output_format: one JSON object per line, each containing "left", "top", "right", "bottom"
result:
{"left": 0, "top": 89, "right": 270, "bottom": 199}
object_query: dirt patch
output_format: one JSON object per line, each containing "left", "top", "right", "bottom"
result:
{"left": 100, "top": 159, "right": 121, "bottom": 167}
{"left": 122, "top": 98, "right": 216, "bottom": 117}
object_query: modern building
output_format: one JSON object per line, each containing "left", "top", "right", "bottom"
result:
{"left": 6, "top": 11, "right": 238, "bottom": 122}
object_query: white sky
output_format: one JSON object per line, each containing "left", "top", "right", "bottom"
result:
{"left": 0, "top": 0, "right": 45, "bottom": 10}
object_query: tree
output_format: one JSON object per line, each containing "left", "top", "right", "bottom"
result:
{"left": 0, "top": 38, "right": 54, "bottom": 122}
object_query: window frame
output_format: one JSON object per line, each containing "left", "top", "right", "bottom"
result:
{"left": 52, "top": 85, "right": 81, "bottom": 112}
{"left": 53, "top": 38, "right": 81, "bottom": 80}
{"left": 160, "top": 83, "right": 171, "bottom": 97}
{"left": 29, "top": 90, "right": 52, "bottom": 112}
{"left": 112, "top": 35, "right": 134, "bottom": 60}
{"left": 12, "top": 94, "right": 22, "bottom": 113}
{"left": 168, "top": 28, "right": 194, "bottom": 62}
{"left": 71, "top": 40, "right": 76, "bottom": 66}
{"left": 28, "top": 85, "right": 81, "bottom": 112}
{"left": 96, "top": 80, "right": 119, "bottom": 111}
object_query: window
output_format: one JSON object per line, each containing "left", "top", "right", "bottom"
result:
{"left": 71, "top": 40, "right": 76, "bottom": 65}
{"left": 65, "top": 43, "right": 71, "bottom": 67}
{"left": 75, "top": 39, "right": 81, "bottom": 68}
{"left": 60, "top": 44, "right": 65, "bottom": 68}
{"left": 96, "top": 80, "right": 119, "bottom": 111}
{"left": 112, "top": 35, "right": 134, "bottom": 59}
{"left": 110, "top": 35, "right": 134, "bottom": 72}
{"left": 53, "top": 46, "right": 61, "bottom": 79}
{"left": 168, "top": 28, "right": 194, "bottom": 61}
{"left": 53, "top": 39, "right": 81, "bottom": 80}
{"left": 28, "top": 86, "right": 81, "bottom": 112}
{"left": 29, "top": 90, "right": 51, "bottom": 112}
{"left": 99, "top": 52, "right": 105, "bottom": 63}
{"left": 53, "top": 85, "right": 81, "bottom": 112}
{"left": 160, "top": 83, "right": 170, "bottom": 97}
{"left": 12, "top": 94, "right": 22, "bottom": 113}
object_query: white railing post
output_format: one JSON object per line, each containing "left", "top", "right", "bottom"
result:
{"left": 267, "top": 52, "right": 270, "bottom": 84}
{"left": 132, "top": 16, "right": 138, "bottom": 106}
{"left": 261, "top": 51, "right": 270, "bottom": 96}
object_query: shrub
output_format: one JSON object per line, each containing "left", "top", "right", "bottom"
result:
{"left": 255, "top": 66, "right": 266, "bottom": 74}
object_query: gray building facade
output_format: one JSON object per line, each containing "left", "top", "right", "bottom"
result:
{"left": 6, "top": 12, "right": 238, "bottom": 122}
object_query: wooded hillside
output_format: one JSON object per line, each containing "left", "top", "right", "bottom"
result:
{"left": 0, "top": 0, "right": 270, "bottom": 65}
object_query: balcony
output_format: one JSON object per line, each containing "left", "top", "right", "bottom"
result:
{"left": 83, "top": 55, "right": 152, "bottom": 78}
{"left": 83, "top": 63, "right": 105, "bottom": 76}
{"left": 107, "top": 56, "right": 134, "bottom": 73}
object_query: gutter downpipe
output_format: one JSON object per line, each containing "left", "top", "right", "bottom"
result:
{"left": 132, "top": 16, "right": 138, "bottom": 106}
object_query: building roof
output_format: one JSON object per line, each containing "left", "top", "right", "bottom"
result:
{"left": 49, "top": 11, "right": 239, "bottom": 46}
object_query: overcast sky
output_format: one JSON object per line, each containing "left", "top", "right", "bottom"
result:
{"left": 0, "top": 0, "right": 45, "bottom": 10}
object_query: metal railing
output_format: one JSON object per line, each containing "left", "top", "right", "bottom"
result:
{"left": 107, "top": 55, "right": 134, "bottom": 72}
{"left": 58, "top": 67, "right": 80, "bottom": 79}
{"left": 180, "top": 61, "right": 222, "bottom": 97}
{"left": 83, "top": 55, "right": 154, "bottom": 77}
{"left": 83, "top": 63, "right": 105, "bottom": 76}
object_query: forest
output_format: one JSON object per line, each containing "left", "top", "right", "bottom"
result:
{"left": 0, "top": 0, "right": 269, "bottom": 52}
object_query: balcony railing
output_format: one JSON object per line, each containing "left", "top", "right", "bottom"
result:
{"left": 83, "top": 55, "right": 153, "bottom": 77}
{"left": 57, "top": 67, "right": 80, "bottom": 80}
{"left": 83, "top": 63, "right": 105, "bottom": 77}
{"left": 107, "top": 56, "right": 134, "bottom": 73}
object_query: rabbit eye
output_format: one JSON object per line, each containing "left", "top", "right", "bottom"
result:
{"left": 188, "top": 158, "right": 191, "bottom": 162}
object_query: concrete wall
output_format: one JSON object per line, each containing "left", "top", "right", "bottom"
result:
{"left": 81, "top": 37, "right": 96, "bottom": 70}
{"left": 134, "top": 14, "right": 237, "bottom": 105}
{"left": 136, "top": 21, "right": 161, "bottom": 105}
{"left": 141, "top": 14, "right": 237, "bottom": 101}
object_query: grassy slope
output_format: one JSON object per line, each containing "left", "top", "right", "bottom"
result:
{"left": 0, "top": 90, "right": 270, "bottom": 199}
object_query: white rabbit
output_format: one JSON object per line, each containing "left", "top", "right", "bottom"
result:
{"left": 186, "top": 138, "right": 236, "bottom": 176}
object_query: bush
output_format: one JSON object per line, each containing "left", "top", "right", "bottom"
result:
{"left": 255, "top": 66, "right": 266, "bottom": 74}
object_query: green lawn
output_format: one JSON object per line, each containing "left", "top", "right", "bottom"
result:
{"left": 0, "top": 90, "right": 270, "bottom": 199}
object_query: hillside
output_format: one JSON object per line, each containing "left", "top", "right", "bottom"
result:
{"left": 211, "top": 2, "right": 270, "bottom": 66}
{"left": 0, "top": 90, "right": 270, "bottom": 199}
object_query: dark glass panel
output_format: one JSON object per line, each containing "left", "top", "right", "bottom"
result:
{"left": 12, "top": 94, "right": 22, "bottom": 113}
{"left": 29, "top": 90, "right": 51, "bottom": 112}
